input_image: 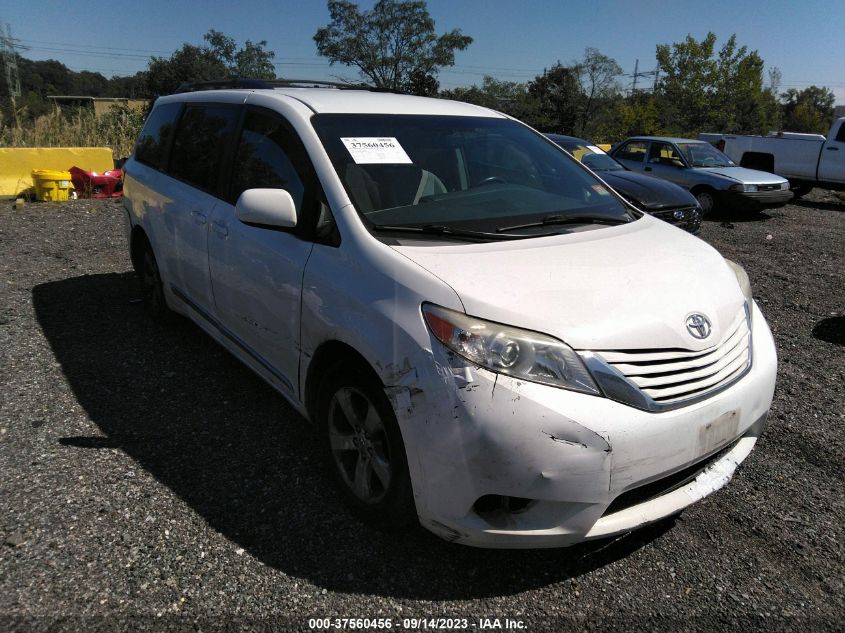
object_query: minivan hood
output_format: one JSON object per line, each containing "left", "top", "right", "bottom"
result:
{"left": 698, "top": 166, "right": 787, "bottom": 185}
{"left": 393, "top": 217, "right": 745, "bottom": 351}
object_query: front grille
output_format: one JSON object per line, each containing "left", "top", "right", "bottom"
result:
{"left": 602, "top": 439, "right": 739, "bottom": 516}
{"left": 650, "top": 206, "right": 702, "bottom": 233}
{"left": 757, "top": 184, "right": 782, "bottom": 192}
{"left": 595, "top": 308, "right": 751, "bottom": 405}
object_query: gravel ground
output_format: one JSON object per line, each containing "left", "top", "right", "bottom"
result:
{"left": 1, "top": 192, "right": 843, "bottom": 632}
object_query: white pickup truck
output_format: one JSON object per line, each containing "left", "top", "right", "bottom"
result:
{"left": 700, "top": 118, "right": 845, "bottom": 197}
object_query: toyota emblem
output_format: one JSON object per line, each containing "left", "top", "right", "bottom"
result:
{"left": 686, "top": 313, "right": 712, "bottom": 339}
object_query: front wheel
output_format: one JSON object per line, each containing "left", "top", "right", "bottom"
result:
{"left": 318, "top": 362, "right": 416, "bottom": 530}
{"left": 694, "top": 189, "right": 717, "bottom": 215}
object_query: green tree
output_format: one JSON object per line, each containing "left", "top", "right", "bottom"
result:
{"left": 655, "top": 32, "right": 718, "bottom": 134}
{"left": 71, "top": 70, "right": 109, "bottom": 97}
{"left": 146, "top": 30, "right": 276, "bottom": 96}
{"left": 757, "top": 68, "right": 783, "bottom": 134}
{"left": 443, "top": 76, "right": 540, "bottom": 125}
{"left": 104, "top": 72, "right": 149, "bottom": 99}
{"left": 314, "top": 0, "right": 472, "bottom": 94}
{"left": 595, "top": 94, "right": 661, "bottom": 142}
{"left": 204, "top": 30, "right": 276, "bottom": 79}
{"left": 528, "top": 62, "right": 582, "bottom": 133}
{"left": 655, "top": 32, "right": 779, "bottom": 135}
{"left": 146, "top": 44, "right": 228, "bottom": 96}
{"left": 576, "top": 48, "right": 622, "bottom": 137}
{"left": 781, "top": 85, "right": 835, "bottom": 133}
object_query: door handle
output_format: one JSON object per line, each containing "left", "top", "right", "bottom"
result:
{"left": 191, "top": 210, "right": 207, "bottom": 225}
{"left": 212, "top": 222, "right": 229, "bottom": 237}
{"left": 644, "top": 166, "right": 652, "bottom": 172}
{"left": 826, "top": 146, "right": 839, "bottom": 151}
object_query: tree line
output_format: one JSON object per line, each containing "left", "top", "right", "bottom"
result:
{"left": 2, "top": 0, "right": 837, "bottom": 140}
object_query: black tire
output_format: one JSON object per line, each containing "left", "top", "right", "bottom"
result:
{"left": 317, "top": 361, "right": 416, "bottom": 530}
{"left": 693, "top": 188, "right": 717, "bottom": 215}
{"left": 790, "top": 185, "right": 812, "bottom": 199}
{"left": 138, "top": 239, "right": 172, "bottom": 322}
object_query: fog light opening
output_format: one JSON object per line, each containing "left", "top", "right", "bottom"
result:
{"left": 473, "top": 495, "right": 535, "bottom": 515}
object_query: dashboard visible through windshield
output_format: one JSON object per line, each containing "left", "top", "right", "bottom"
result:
{"left": 313, "top": 114, "right": 634, "bottom": 240}
{"left": 677, "top": 142, "right": 736, "bottom": 168}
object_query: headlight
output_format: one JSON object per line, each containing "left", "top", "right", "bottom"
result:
{"left": 422, "top": 304, "right": 600, "bottom": 395}
{"left": 729, "top": 184, "right": 758, "bottom": 193}
{"left": 780, "top": 182, "right": 790, "bottom": 190}
{"left": 725, "top": 260, "right": 753, "bottom": 326}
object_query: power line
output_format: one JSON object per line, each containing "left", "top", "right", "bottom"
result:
{"left": 14, "top": 37, "right": 171, "bottom": 55}
{"left": 9, "top": 37, "right": 844, "bottom": 93}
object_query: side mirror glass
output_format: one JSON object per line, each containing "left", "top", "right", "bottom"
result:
{"left": 235, "top": 188, "right": 297, "bottom": 229}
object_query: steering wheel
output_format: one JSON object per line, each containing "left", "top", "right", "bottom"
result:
{"left": 472, "top": 176, "right": 506, "bottom": 188}
{"left": 701, "top": 157, "right": 717, "bottom": 167}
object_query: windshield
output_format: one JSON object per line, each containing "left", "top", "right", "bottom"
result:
{"left": 577, "top": 149, "right": 625, "bottom": 172}
{"left": 677, "top": 142, "right": 736, "bottom": 168}
{"left": 313, "top": 114, "right": 632, "bottom": 238}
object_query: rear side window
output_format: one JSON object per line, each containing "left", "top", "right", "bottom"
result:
{"left": 615, "top": 141, "right": 648, "bottom": 162}
{"left": 169, "top": 104, "right": 239, "bottom": 193}
{"left": 135, "top": 102, "right": 181, "bottom": 170}
{"left": 835, "top": 124, "right": 845, "bottom": 143}
{"left": 229, "top": 109, "right": 306, "bottom": 210}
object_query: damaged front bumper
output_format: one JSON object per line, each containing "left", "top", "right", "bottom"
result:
{"left": 393, "top": 302, "right": 777, "bottom": 548}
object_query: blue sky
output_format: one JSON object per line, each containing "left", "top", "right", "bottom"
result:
{"left": 4, "top": 0, "right": 844, "bottom": 104}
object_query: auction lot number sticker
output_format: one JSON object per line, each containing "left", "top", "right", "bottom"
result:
{"left": 341, "top": 137, "right": 413, "bottom": 164}
{"left": 308, "top": 617, "right": 526, "bottom": 630}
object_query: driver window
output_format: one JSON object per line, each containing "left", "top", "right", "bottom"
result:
{"left": 229, "top": 110, "right": 306, "bottom": 210}
{"left": 649, "top": 142, "right": 683, "bottom": 166}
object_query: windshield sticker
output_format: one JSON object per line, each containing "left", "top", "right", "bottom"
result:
{"left": 341, "top": 137, "right": 413, "bottom": 164}
{"left": 586, "top": 145, "right": 607, "bottom": 154}
{"left": 591, "top": 184, "right": 611, "bottom": 195}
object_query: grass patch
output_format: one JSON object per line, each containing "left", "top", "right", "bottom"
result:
{"left": 0, "top": 105, "right": 144, "bottom": 160}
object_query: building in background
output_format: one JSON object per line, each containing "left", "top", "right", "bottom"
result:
{"left": 47, "top": 96, "right": 149, "bottom": 117}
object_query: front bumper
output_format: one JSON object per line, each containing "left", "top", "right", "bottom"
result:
{"left": 725, "top": 189, "right": 793, "bottom": 209}
{"left": 395, "top": 302, "right": 777, "bottom": 548}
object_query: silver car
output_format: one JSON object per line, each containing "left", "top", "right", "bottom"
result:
{"left": 610, "top": 136, "right": 792, "bottom": 214}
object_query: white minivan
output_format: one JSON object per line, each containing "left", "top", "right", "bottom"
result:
{"left": 123, "top": 80, "right": 777, "bottom": 548}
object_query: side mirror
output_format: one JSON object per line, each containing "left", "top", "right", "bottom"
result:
{"left": 235, "top": 188, "right": 297, "bottom": 229}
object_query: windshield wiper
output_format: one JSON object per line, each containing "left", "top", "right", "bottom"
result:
{"left": 496, "top": 214, "right": 632, "bottom": 233}
{"left": 372, "top": 224, "right": 557, "bottom": 241}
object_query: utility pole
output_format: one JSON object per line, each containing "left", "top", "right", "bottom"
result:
{"left": 631, "top": 59, "right": 639, "bottom": 95}
{"left": 627, "top": 58, "right": 658, "bottom": 98}
{"left": 1, "top": 22, "right": 22, "bottom": 125}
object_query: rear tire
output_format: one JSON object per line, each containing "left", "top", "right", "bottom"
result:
{"left": 318, "top": 361, "right": 416, "bottom": 531}
{"left": 138, "top": 240, "right": 172, "bottom": 322}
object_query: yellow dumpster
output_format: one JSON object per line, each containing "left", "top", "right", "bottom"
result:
{"left": 31, "top": 170, "right": 74, "bottom": 202}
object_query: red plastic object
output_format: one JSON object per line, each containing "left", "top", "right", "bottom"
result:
{"left": 69, "top": 166, "right": 123, "bottom": 198}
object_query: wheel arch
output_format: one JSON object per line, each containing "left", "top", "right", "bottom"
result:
{"left": 690, "top": 184, "right": 716, "bottom": 196}
{"left": 129, "top": 225, "right": 150, "bottom": 274}
{"left": 304, "top": 340, "right": 383, "bottom": 422}
{"left": 739, "top": 151, "right": 775, "bottom": 173}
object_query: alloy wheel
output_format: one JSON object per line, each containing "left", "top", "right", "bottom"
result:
{"left": 327, "top": 387, "right": 393, "bottom": 504}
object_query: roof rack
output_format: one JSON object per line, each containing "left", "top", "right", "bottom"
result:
{"left": 172, "top": 78, "right": 405, "bottom": 95}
